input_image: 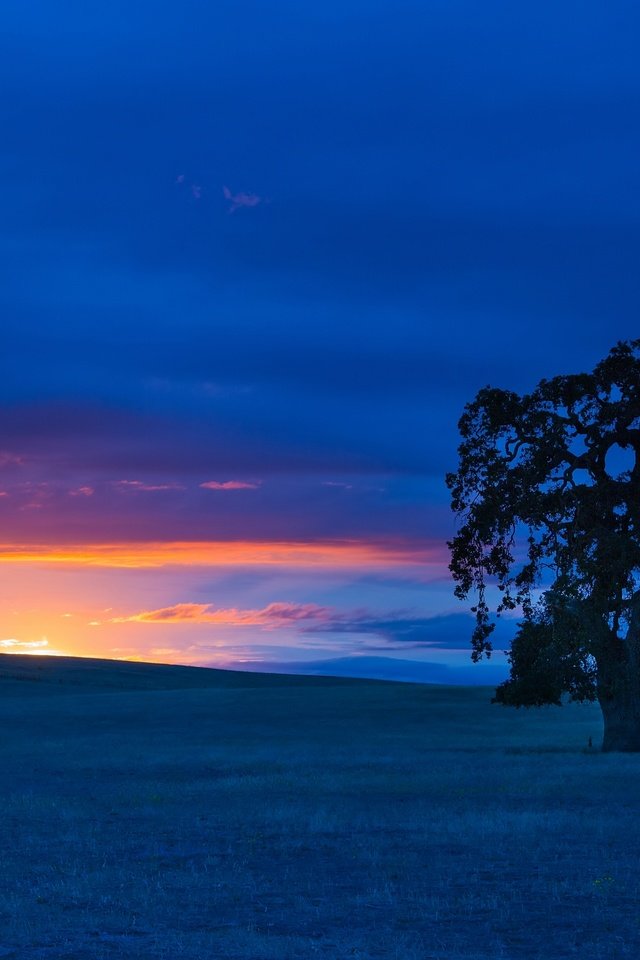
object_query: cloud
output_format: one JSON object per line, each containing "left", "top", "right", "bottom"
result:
{"left": 106, "top": 600, "right": 331, "bottom": 627}
{"left": 223, "top": 185, "right": 263, "bottom": 213}
{"left": 97, "top": 601, "right": 515, "bottom": 651}
{"left": 69, "top": 485, "right": 94, "bottom": 497}
{"left": 20, "top": 483, "right": 52, "bottom": 510}
{"left": 200, "top": 480, "right": 260, "bottom": 491}
{"left": 305, "top": 611, "right": 516, "bottom": 650}
{"left": 0, "top": 637, "right": 61, "bottom": 655}
{"left": 113, "top": 480, "right": 185, "bottom": 492}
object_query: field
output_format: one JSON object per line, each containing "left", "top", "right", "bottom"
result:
{"left": 0, "top": 655, "right": 638, "bottom": 959}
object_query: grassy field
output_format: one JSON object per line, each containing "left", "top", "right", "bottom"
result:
{"left": 0, "top": 654, "right": 637, "bottom": 959}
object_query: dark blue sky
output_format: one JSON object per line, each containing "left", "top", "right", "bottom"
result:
{"left": 0, "top": 2, "right": 638, "bottom": 670}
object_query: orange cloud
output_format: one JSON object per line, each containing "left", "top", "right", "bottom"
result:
{"left": 106, "top": 600, "right": 331, "bottom": 627}
{"left": 0, "top": 539, "right": 438, "bottom": 570}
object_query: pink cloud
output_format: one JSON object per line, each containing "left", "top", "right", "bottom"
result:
{"left": 107, "top": 600, "right": 332, "bottom": 628}
{"left": 69, "top": 486, "right": 94, "bottom": 497}
{"left": 20, "top": 482, "right": 51, "bottom": 510}
{"left": 223, "top": 185, "right": 262, "bottom": 213}
{"left": 98, "top": 602, "right": 475, "bottom": 654}
{"left": 200, "top": 480, "right": 260, "bottom": 491}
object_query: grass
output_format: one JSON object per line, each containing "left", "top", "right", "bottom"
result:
{"left": 0, "top": 654, "right": 637, "bottom": 959}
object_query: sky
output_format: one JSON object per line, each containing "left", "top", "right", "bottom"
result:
{"left": 0, "top": 1, "right": 638, "bottom": 679}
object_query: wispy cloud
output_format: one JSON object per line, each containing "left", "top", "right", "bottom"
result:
{"left": 200, "top": 480, "right": 260, "bottom": 491}
{"left": 113, "top": 480, "right": 185, "bottom": 493}
{"left": 305, "top": 611, "right": 516, "bottom": 650}
{"left": 0, "top": 637, "right": 61, "bottom": 655}
{"left": 105, "top": 600, "right": 331, "bottom": 627}
{"left": 223, "top": 185, "right": 263, "bottom": 213}
{"left": 93, "top": 601, "right": 508, "bottom": 651}
{"left": 69, "top": 486, "right": 94, "bottom": 497}
{"left": 174, "top": 174, "right": 201, "bottom": 199}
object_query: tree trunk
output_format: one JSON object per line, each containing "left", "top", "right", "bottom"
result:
{"left": 599, "top": 684, "right": 640, "bottom": 752}
{"left": 597, "top": 594, "right": 640, "bottom": 752}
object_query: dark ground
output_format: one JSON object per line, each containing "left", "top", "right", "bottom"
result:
{"left": 0, "top": 654, "right": 636, "bottom": 959}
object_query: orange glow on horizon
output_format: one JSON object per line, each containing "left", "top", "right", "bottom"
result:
{"left": 0, "top": 539, "right": 439, "bottom": 570}
{"left": 0, "top": 538, "right": 449, "bottom": 668}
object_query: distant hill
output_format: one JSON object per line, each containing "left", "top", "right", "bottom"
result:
{"left": 0, "top": 654, "right": 389, "bottom": 695}
{"left": 0, "top": 653, "right": 506, "bottom": 697}
{"left": 221, "top": 655, "right": 509, "bottom": 686}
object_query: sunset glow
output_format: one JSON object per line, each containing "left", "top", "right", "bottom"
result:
{"left": 0, "top": 539, "right": 439, "bottom": 570}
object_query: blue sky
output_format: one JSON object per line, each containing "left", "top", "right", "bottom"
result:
{"left": 0, "top": 1, "right": 638, "bottom": 677}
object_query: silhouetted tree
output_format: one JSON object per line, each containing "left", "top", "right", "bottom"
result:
{"left": 447, "top": 340, "right": 640, "bottom": 751}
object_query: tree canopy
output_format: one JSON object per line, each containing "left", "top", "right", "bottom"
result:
{"left": 446, "top": 340, "right": 640, "bottom": 750}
